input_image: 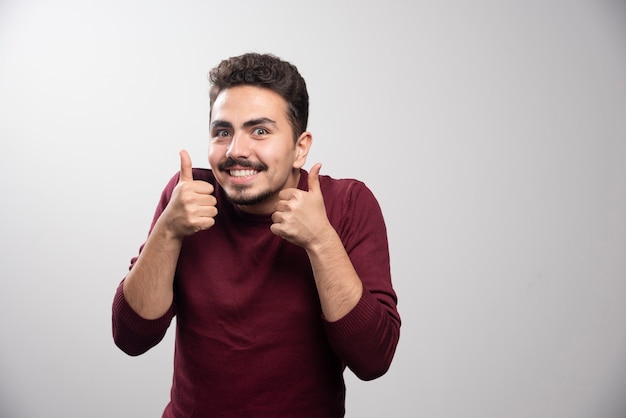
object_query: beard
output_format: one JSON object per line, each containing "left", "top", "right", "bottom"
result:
{"left": 224, "top": 185, "right": 274, "bottom": 206}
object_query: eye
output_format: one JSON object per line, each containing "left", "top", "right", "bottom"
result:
{"left": 253, "top": 127, "right": 269, "bottom": 136}
{"left": 214, "top": 129, "right": 231, "bottom": 138}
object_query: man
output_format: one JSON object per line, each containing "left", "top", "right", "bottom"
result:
{"left": 112, "top": 52, "right": 401, "bottom": 417}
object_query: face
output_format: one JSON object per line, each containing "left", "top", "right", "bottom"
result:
{"left": 209, "top": 85, "right": 311, "bottom": 215}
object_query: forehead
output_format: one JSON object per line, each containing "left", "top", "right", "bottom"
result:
{"left": 210, "top": 85, "right": 289, "bottom": 123}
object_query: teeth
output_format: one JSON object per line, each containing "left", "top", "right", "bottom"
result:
{"left": 230, "top": 169, "right": 257, "bottom": 177}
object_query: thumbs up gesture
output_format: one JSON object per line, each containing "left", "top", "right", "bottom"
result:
{"left": 270, "top": 163, "right": 332, "bottom": 249}
{"left": 161, "top": 150, "right": 218, "bottom": 238}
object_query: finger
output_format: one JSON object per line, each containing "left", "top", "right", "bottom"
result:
{"left": 179, "top": 149, "right": 193, "bottom": 182}
{"left": 307, "top": 163, "right": 322, "bottom": 194}
{"left": 278, "top": 188, "right": 297, "bottom": 201}
{"left": 269, "top": 222, "right": 288, "bottom": 240}
{"left": 269, "top": 223, "right": 281, "bottom": 238}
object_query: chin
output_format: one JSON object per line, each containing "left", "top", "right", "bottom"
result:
{"left": 225, "top": 188, "right": 273, "bottom": 206}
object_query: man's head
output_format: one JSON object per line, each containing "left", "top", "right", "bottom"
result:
{"left": 207, "top": 53, "right": 313, "bottom": 215}
{"left": 208, "top": 53, "right": 309, "bottom": 140}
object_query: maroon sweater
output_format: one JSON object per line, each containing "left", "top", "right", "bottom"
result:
{"left": 112, "top": 169, "right": 400, "bottom": 417}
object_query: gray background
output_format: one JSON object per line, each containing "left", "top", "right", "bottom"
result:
{"left": 1, "top": 0, "right": 625, "bottom": 417}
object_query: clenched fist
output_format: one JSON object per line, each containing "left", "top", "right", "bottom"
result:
{"left": 161, "top": 150, "right": 218, "bottom": 238}
{"left": 270, "top": 163, "right": 332, "bottom": 249}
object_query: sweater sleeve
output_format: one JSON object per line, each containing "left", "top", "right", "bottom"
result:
{"left": 112, "top": 279, "right": 175, "bottom": 356}
{"left": 324, "top": 290, "right": 399, "bottom": 380}
{"left": 322, "top": 180, "right": 401, "bottom": 381}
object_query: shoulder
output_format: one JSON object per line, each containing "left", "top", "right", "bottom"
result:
{"left": 316, "top": 173, "right": 388, "bottom": 241}
{"left": 315, "top": 174, "right": 381, "bottom": 218}
{"left": 318, "top": 175, "right": 375, "bottom": 201}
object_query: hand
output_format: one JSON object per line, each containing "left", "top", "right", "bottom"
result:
{"left": 160, "top": 150, "right": 218, "bottom": 238}
{"left": 270, "top": 163, "right": 332, "bottom": 249}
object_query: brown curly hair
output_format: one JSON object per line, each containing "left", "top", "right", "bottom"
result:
{"left": 208, "top": 53, "right": 309, "bottom": 141}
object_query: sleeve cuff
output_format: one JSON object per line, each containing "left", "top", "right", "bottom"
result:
{"left": 323, "top": 289, "right": 380, "bottom": 341}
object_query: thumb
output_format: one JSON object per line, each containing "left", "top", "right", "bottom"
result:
{"left": 179, "top": 149, "right": 193, "bottom": 182}
{"left": 307, "top": 163, "right": 322, "bottom": 194}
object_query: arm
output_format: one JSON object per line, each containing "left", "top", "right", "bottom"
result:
{"left": 306, "top": 228, "right": 363, "bottom": 321}
{"left": 271, "top": 165, "right": 400, "bottom": 379}
{"left": 271, "top": 164, "right": 363, "bottom": 321}
{"left": 122, "top": 217, "right": 183, "bottom": 319}
{"left": 112, "top": 150, "right": 218, "bottom": 352}
{"left": 123, "top": 150, "right": 217, "bottom": 318}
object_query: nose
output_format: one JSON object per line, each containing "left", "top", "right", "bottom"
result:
{"left": 225, "top": 132, "right": 250, "bottom": 159}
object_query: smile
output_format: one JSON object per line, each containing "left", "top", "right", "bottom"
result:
{"left": 229, "top": 169, "right": 258, "bottom": 178}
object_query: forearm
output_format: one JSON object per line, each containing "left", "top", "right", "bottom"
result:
{"left": 306, "top": 227, "right": 363, "bottom": 322}
{"left": 123, "top": 219, "right": 183, "bottom": 320}
{"left": 308, "top": 201, "right": 400, "bottom": 380}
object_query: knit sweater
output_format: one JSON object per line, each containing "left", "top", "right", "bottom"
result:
{"left": 112, "top": 168, "right": 400, "bottom": 417}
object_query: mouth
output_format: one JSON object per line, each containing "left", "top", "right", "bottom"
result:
{"left": 229, "top": 169, "right": 258, "bottom": 178}
{"left": 219, "top": 158, "right": 267, "bottom": 181}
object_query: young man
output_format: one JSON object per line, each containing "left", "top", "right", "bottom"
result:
{"left": 112, "top": 52, "right": 401, "bottom": 417}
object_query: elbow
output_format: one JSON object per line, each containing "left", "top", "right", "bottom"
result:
{"left": 350, "top": 329, "right": 400, "bottom": 381}
{"left": 112, "top": 321, "right": 159, "bottom": 357}
{"left": 353, "top": 359, "right": 393, "bottom": 381}
{"left": 113, "top": 337, "right": 151, "bottom": 357}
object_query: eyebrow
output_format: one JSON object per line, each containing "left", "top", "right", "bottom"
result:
{"left": 243, "top": 117, "right": 277, "bottom": 129}
{"left": 210, "top": 117, "right": 278, "bottom": 131}
{"left": 210, "top": 120, "right": 233, "bottom": 130}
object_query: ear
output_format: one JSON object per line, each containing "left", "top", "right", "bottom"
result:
{"left": 293, "top": 131, "right": 313, "bottom": 169}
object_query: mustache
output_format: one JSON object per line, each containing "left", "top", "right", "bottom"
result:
{"left": 218, "top": 158, "right": 268, "bottom": 172}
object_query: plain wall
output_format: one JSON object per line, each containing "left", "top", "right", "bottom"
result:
{"left": 1, "top": 0, "right": 625, "bottom": 417}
